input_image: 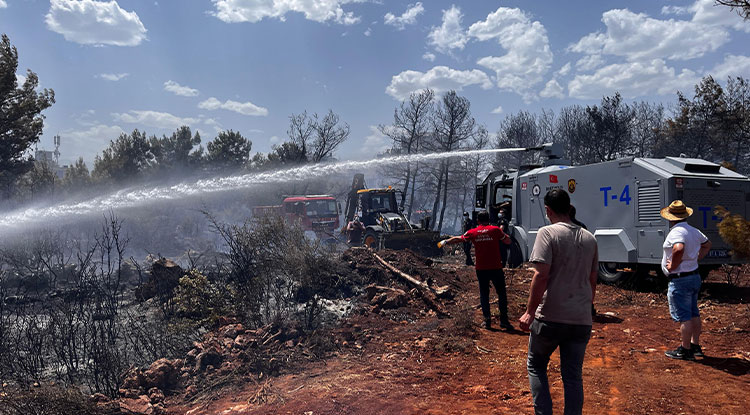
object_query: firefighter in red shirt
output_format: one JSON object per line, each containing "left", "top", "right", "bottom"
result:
{"left": 439, "top": 210, "right": 513, "bottom": 330}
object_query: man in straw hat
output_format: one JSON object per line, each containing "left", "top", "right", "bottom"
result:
{"left": 660, "top": 200, "right": 712, "bottom": 360}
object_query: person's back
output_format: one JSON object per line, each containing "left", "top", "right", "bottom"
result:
{"left": 520, "top": 189, "right": 599, "bottom": 415}
{"left": 662, "top": 221, "right": 705, "bottom": 275}
{"left": 439, "top": 210, "right": 512, "bottom": 329}
{"left": 466, "top": 224, "right": 505, "bottom": 271}
{"left": 533, "top": 222, "right": 598, "bottom": 326}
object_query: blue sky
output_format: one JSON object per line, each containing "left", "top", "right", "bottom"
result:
{"left": 1, "top": 0, "right": 749, "bottom": 167}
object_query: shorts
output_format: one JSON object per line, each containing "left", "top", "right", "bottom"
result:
{"left": 667, "top": 273, "right": 701, "bottom": 322}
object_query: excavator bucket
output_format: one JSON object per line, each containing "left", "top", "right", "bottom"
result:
{"left": 380, "top": 229, "right": 442, "bottom": 257}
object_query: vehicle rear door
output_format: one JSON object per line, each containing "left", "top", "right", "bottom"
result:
{"left": 682, "top": 178, "right": 746, "bottom": 260}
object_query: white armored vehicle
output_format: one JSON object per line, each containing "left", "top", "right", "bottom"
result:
{"left": 476, "top": 143, "right": 750, "bottom": 282}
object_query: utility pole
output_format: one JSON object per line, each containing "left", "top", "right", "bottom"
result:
{"left": 53, "top": 134, "right": 61, "bottom": 165}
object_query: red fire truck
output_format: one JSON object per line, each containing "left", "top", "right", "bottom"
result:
{"left": 252, "top": 195, "right": 341, "bottom": 237}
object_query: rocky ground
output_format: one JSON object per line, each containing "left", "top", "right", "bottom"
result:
{"left": 101, "top": 248, "right": 750, "bottom": 414}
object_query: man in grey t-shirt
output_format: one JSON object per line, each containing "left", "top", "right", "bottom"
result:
{"left": 519, "top": 189, "right": 599, "bottom": 415}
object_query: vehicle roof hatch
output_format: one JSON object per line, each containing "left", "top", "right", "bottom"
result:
{"left": 664, "top": 156, "right": 721, "bottom": 174}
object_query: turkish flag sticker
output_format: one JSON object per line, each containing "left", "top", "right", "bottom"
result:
{"left": 549, "top": 175, "right": 558, "bottom": 183}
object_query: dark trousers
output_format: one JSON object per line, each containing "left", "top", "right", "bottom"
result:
{"left": 500, "top": 244, "right": 508, "bottom": 267}
{"left": 527, "top": 320, "right": 592, "bottom": 415}
{"left": 463, "top": 242, "right": 473, "bottom": 265}
{"left": 476, "top": 268, "right": 508, "bottom": 323}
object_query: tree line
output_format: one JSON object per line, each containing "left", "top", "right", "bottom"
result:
{"left": 380, "top": 76, "right": 750, "bottom": 233}
{"left": 0, "top": 34, "right": 352, "bottom": 205}
{"left": 3, "top": 32, "right": 750, "bottom": 232}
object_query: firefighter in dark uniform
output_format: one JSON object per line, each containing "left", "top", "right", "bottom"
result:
{"left": 462, "top": 212, "right": 475, "bottom": 266}
{"left": 497, "top": 202, "right": 511, "bottom": 267}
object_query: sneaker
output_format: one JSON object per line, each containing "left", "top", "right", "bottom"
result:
{"left": 690, "top": 343, "right": 704, "bottom": 357}
{"left": 499, "top": 320, "right": 513, "bottom": 330}
{"left": 665, "top": 345, "right": 695, "bottom": 361}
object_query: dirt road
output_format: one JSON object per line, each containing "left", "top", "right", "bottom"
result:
{"left": 169, "top": 253, "right": 750, "bottom": 415}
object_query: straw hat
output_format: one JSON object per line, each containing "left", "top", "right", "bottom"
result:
{"left": 660, "top": 200, "right": 693, "bottom": 221}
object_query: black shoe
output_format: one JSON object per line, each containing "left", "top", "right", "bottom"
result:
{"left": 484, "top": 319, "right": 492, "bottom": 329}
{"left": 691, "top": 343, "right": 704, "bottom": 357}
{"left": 499, "top": 321, "right": 513, "bottom": 330}
{"left": 665, "top": 345, "right": 695, "bottom": 361}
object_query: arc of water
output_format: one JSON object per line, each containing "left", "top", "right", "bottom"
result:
{"left": 0, "top": 148, "right": 526, "bottom": 230}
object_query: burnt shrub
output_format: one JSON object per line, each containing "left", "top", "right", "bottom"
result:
{"left": 0, "top": 384, "right": 106, "bottom": 415}
{"left": 207, "top": 213, "right": 354, "bottom": 330}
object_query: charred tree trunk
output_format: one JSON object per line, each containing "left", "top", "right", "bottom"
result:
{"left": 407, "top": 161, "right": 419, "bottom": 220}
{"left": 437, "top": 160, "right": 450, "bottom": 232}
{"left": 431, "top": 161, "right": 444, "bottom": 231}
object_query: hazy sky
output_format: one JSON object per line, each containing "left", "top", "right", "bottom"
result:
{"left": 2, "top": 0, "right": 749, "bottom": 166}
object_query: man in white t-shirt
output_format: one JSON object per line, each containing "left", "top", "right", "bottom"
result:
{"left": 660, "top": 200, "right": 712, "bottom": 360}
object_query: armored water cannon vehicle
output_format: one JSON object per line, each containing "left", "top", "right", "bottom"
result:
{"left": 342, "top": 173, "right": 441, "bottom": 255}
{"left": 475, "top": 143, "right": 750, "bottom": 282}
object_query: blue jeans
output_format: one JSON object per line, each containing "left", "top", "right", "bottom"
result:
{"left": 527, "top": 320, "right": 592, "bottom": 415}
{"left": 667, "top": 273, "right": 701, "bottom": 322}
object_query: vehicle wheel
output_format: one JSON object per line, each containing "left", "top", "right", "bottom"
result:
{"left": 362, "top": 230, "right": 380, "bottom": 249}
{"left": 698, "top": 265, "right": 715, "bottom": 281}
{"left": 507, "top": 238, "right": 523, "bottom": 268}
{"left": 598, "top": 262, "right": 636, "bottom": 284}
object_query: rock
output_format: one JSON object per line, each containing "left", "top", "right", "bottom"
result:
{"left": 143, "top": 358, "right": 180, "bottom": 392}
{"left": 136, "top": 258, "right": 183, "bottom": 301}
{"left": 120, "top": 395, "right": 155, "bottom": 415}
{"left": 148, "top": 387, "right": 165, "bottom": 404}
{"left": 90, "top": 393, "right": 109, "bottom": 403}
{"left": 381, "top": 291, "right": 408, "bottom": 309}
{"left": 185, "top": 349, "right": 198, "bottom": 365}
{"left": 121, "top": 368, "right": 145, "bottom": 391}
{"left": 219, "top": 323, "right": 245, "bottom": 339}
{"left": 195, "top": 349, "right": 223, "bottom": 371}
{"left": 119, "top": 388, "right": 141, "bottom": 399}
